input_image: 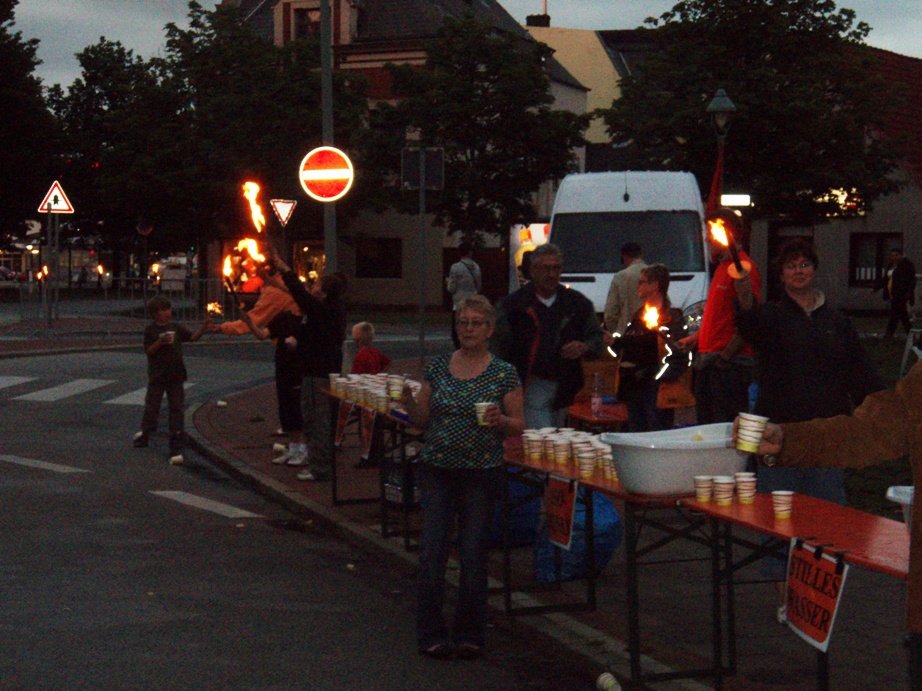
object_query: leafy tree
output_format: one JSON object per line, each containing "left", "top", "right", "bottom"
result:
{"left": 380, "top": 16, "right": 589, "bottom": 240}
{"left": 0, "top": 0, "right": 56, "bottom": 238}
{"left": 599, "top": 0, "right": 905, "bottom": 222}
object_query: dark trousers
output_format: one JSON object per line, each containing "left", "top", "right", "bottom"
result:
{"left": 908, "top": 632, "right": 922, "bottom": 690}
{"left": 140, "top": 377, "right": 185, "bottom": 436}
{"left": 275, "top": 365, "right": 303, "bottom": 434}
{"left": 416, "top": 465, "right": 501, "bottom": 649}
{"left": 887, "top": 297, "right": 912, "bottom": 337}
{"left": 694, "top": 357, "right": 753, "bottom": 425}
{"left": 624, "top": 380, "right": 674, "bottom": 432}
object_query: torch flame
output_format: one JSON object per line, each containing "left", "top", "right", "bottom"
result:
{"left": 243, "top": 182, "right": 266, "bottom": 234}
{"left": 236, "top": 239, "right": 265, "bottom": 263}
{"left": 709, "top": 218, "right": 730, "bottom": 247}
{"left": 206, "top": 302, "right": 223, "bottom": 315}
{"left": 642, "top": 304, "right": 660, "bottom": 330}
{"left": 96, "top": 265, "right": 104, "bottom": 275}
{"left": 223, "top": 255, "right": 233, "bottom": 278}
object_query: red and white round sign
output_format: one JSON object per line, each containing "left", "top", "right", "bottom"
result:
{"left": 299, "top": 146, "right": 354, "bottom": 202}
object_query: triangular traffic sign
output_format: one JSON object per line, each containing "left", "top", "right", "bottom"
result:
{"left": 270, "top": 199, "right": 297, "bottom": 227}
{"left": 38, "top": 181, "right": 75, "bottom": 214}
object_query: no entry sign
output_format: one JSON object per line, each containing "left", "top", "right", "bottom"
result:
{"left": 299, "top": 146, "right": 354, "bottom": 202}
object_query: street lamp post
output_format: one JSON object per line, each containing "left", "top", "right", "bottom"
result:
{"left": 705, "top": 88, "right": 737, "bottom": 215}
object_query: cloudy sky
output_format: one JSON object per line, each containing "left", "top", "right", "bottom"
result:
{"left": 12, "top": 0, "right": 922, "bottom": 88}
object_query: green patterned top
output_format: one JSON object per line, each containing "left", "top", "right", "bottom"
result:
{"left": 419, "top": 354, "right": 521, "bottom": 469}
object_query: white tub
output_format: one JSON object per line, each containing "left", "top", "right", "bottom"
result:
{"left": 886, "top": 486, "right": 913, "bottom": 531}
{"left": 600, "top": 423, "right": 746, "bottom": 496}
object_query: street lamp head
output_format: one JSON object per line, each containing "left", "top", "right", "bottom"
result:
{"left": 707, "top": 88, "right": 736, "bottom": 141}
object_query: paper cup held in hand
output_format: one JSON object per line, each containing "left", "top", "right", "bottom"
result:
{"left": 736, "top": 412, "right": 769, "bottom": 453}
{"left": 475, "top": 401, "right": 491, "bottom": 426}
{"left": 772, "top": 490, "right": 794, "bottom": 518}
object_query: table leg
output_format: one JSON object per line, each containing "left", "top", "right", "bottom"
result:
{"left": 709, "top": 516, "right": 724, "bottom": 690}
{"left": 623, "top": 504, "right": 643, "bottom": 682}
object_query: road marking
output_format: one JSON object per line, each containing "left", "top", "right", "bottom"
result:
{"left": 0, "top": 454, "right": 91, "bottom": 474}
{"left": 0, "top": 376, "right": 36, "bottom": 390}
{"left": 150, "top": 491, "right": 263, "bottom": 518}
{"left": 104, "top": 382, "right": 195, "bottom": 406}
{"left": 13, "top": 378, "right": 115, "bottom": 402}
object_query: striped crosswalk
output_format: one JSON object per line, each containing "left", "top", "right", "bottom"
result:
{"left": 0, "top": 377, "right": 196, "bottom": 406}
{"left": 104, "top": 382, "right": 195, "bottom": 406}
{"left": 13, "top": 378, "right": 115, "bottom": 402}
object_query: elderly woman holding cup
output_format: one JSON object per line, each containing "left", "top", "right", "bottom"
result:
{"left": 733, "top": 239, "right": 884, "bottom": 618}
{"left": 400, "top": 294, "right": 525, "bottom": 660}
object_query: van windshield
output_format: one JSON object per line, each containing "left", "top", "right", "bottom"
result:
{"left": 551, "top": 211, "right": 705, "bottom": 273}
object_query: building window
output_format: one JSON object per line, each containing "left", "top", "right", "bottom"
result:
{"left": 849, "top": 233, "right": 903, "bottom": 287}
{"left": 356, "top": 238, "right": 402, "bottom": 279}
{"left": 293, "top": 8, "right": 320, "bottom": 40}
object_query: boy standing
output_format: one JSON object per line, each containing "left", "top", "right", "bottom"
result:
{"left": 134, "top": 296, "right": 209, "bottom": 463}
{"left": 350, "top": 321, "right": 391, "bottom": 375}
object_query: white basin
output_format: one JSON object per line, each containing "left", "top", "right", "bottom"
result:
{"left": 886, "top": 485, "right": 913, "bottom": 531}
{"left": 601, "top": 423, "right": 746, "bottom": 496}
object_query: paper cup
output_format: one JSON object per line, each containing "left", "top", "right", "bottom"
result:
{"left": 772, "top": 490, "right": 794, "bottom": 519}
{"left": 475, "top": 402, "right": 491, "bottom": 426}
{"left": 577, "top": 451, "right": 596, "bottom": 479}
{"left": 736, "top": 413, "right": 769, "bottom": 453}
{"left": 693, "top": 475, "right": 714, "bottom": 502}
{"left": 163, "top": 330, "right": 176, "bottom": 344}
{"left": 736, "top": 477, "right": 757, "bottom": 504}
{"left": 712, "top": 476, "right": 735, "bottom": 506}
{"left": 387, "top": 375, "right": 405, "bottom": 400}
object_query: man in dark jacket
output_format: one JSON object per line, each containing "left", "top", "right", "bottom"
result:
{"left": 491, "top": 243, "right": 603, "bottom": 428}
{"left": 878, "top": 248, "right": 917, "bottom": 338}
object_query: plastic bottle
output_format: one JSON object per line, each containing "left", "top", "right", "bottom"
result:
{"left": 591, "top": 372, "right": 603, "bottom": 416}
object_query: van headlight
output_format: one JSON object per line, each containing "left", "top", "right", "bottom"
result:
{"left": 683, "top": 300, "right": 706, "bottom": 334}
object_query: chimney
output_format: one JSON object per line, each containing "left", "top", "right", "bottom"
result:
{"left": 526, "top": 14, "right": 551, "bottom": 28}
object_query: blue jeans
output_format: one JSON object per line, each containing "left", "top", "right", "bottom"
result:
{"left": 523, "top": 378, "right": 567, "bottom": 429}
{"left": 416, "top": 464, "right": 502, "bottom": 649}
{"left": 757, "top": 467, "right": 846, "bottom": 580}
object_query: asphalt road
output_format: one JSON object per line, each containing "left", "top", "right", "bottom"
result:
{"left": 0, "top": 346, "right": 595, "bottom": 690}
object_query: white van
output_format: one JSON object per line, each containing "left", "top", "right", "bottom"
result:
{"left": 548, "top": 171, "right": 709, "bottom": 328}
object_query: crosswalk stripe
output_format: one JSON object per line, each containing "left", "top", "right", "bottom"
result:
{"left": 0, "top": 376, "right": 36, "bottom": 390}
{"left": 0, "top": 454, "right": 91, "bottom": 474}
{"left": 150, "top": 491, "right": 263, "bottom": 518}
{"left": 12, "top": 378, "right": 116, "bottom": 402}
{"left": 104, "top": 382, "right": 196, "bottom": 406}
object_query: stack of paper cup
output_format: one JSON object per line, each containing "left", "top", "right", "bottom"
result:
{"left": 694, "top": 475, "right": 714, "bottom": 503}
{"left": 552, "top": 437, "right": 572, "bottom": 468}
{"left": 736, "top": 412, "right": 770, "bottom": 453}
{"left": 387, "top": 374, "right": 405, "bottom": 400}
{"left": 712, "top": 476, "right": 736, "bottom": 506}
{"left": 772, "top": 490, "right": 794, "bottom": 519}
{"left": 735, "top": 472, "right": 757, "bottom": 504}
{"left": 577, "top": 451, "right": 596, "bottom": 479}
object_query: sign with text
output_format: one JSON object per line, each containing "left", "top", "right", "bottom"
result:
{"left": 544, "top": 477, "right": 578, "bottom": 550}
{"left": 784, "top": 539, "right": 850, "bottom": 652}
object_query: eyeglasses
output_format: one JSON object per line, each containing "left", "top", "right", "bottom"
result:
{"left": 458, "top": 319, "right": 488, "bottom": 329}
{"left": 783, "top": 261, "right": 814, "bottom": 271}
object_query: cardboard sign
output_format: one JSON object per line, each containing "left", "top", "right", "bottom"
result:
{"left": 784, "top": 539, "right": 850, "bottom": 652}
{"left": 545, "top": 477, "right": 578, "bottom": 550}
{"left": 334, "top": 400, "right": 354, "bottom": 446}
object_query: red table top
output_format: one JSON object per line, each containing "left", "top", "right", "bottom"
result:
{"left": 683, "top": 493, "right": 909, "bottom": 580}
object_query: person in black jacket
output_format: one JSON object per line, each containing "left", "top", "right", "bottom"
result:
{"left": 490, "top": 243, "right": 603, "bottom": 428}
{"left": 734, "top": 238, "right": 884, "bottom": 618}
{"left": 273, "top": 250, "right": 347, "bottom": 482}
{"left": 876, "top": 248, "right": 917, "bottom": 338}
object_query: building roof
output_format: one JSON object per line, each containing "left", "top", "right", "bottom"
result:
{"left": 867, "top": 47, "right": 922, "bottom": 186}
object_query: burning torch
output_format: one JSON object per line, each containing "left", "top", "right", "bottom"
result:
{"left": 707, "top": 207, "right": 749, "bottom": 279}
{"left": 641, "top": 304, "right": 691, "bottom": 380}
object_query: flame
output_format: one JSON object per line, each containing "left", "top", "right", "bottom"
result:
{"left": 207, "top": 302, "right": 223, "bottom": 315}
{"left": 236, "top": 239, "right": 265, "bottom": 263}
{"left": 243, "top": 182, "right": 266, "bottom": 234}
{"left": 642, "top": 304, "right": 660, "bottom": 330}
{"left": 96, "top": 265, "right": 104, "bottom": 275}
{"left": 709, "top": 218, "right": 730, "bottom": 247}
{"left": 223, "top": 255, "right": 233, "bottom": 278}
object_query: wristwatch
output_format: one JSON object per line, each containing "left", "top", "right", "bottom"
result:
{"left": 762, "top": 454, "right": 778, "bottom": 467}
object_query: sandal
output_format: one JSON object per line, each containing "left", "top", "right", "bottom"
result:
{"left": 454, "top": 642, "right": 483, "bottom": 660}
{"left": 418, "top": 643, "right": 452, "bottom": 660}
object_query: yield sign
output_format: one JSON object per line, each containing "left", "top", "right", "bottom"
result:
{"left": 270, "top": 199, "right": 297, "bottom": 227}
{"left": 299, "top": 146, "right": 354, "bottom": 202}
{"left": 38, "top": 180, "right": 75, "bottom": 214}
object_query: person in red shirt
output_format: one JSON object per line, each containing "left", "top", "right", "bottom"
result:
{"left": 678, "top": 208, "right": 761, "bottom": 424}
{"left": 350, "top": 322, "right": 391, "bottom": 375}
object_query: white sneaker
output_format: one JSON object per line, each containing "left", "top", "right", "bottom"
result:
{"left": 272, "top": 442, "right": 287, "bottom": 453}
{"left": 169, "top": 453, "right": 184, "bottom": 465}
{"left": 776, "top": 605, "right": 787, "bottom": 625}
{"left": 271, "top": 448, "right": 293, "bottom": 465}
{"left": 296, "top": 469, "right": 317, "bottom": 481}
{"left": 286, "top": 448, "right": 308, "bottom": 466}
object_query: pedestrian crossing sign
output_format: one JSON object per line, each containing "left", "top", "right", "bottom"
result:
{"left": 38, "top": 181, "right": 75, "bottom": 214}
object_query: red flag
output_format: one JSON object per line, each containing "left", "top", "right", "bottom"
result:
{"left": 706, "top": 142, "right": 725, "bottom": 217}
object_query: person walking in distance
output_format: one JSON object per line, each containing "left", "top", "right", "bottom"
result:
{"left": 875, "top": 248, "right": 917, "bottom": 338}
{"left": 446, "top": 240, "right": 482, "bottom": 349}
{"left": 603, "top": 242, "right": 646, "bottom": 337}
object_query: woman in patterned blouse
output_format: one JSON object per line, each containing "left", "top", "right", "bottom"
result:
{"left": 401, "top": 294, "right": 525, "bottom": 660}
